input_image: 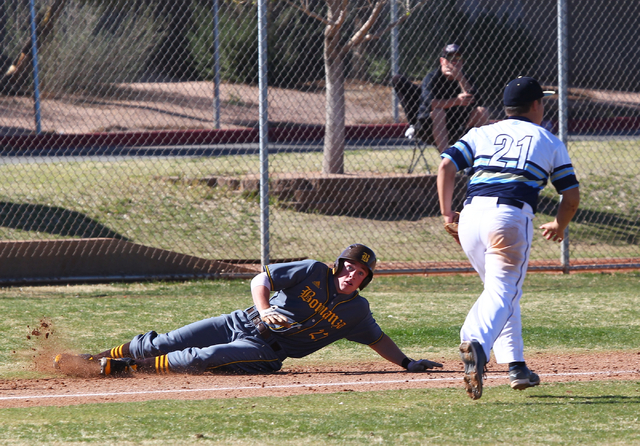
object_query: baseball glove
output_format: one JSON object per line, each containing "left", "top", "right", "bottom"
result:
{"left": 443, "top": 212, "right": 461, "bottom": 245}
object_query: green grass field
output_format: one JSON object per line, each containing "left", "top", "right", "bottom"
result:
{"left": 0, "top": 141, "right": 638, "bottom": 264}
{"left": 1, "top": 272, "right": 639, "bottom": 444}
{"left": 1, "top": 382, "right": 638, "bottom": 445}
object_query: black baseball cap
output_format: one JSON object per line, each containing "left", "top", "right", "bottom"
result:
{"left": 440, "top": 43, "right": 462, "bottom": 58}
{"left": 503, "top": 76, "right": 555, "bottom": 106}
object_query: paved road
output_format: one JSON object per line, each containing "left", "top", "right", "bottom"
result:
{"left": 1, "top": 132, "right": 638, "bottom": 164}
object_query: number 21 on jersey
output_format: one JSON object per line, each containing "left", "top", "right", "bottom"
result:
{"left": 489, "top": 134, "right": 533, "bottom": 169}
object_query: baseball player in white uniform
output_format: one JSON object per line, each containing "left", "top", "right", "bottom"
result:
{"left": 437, "top": 76, "right": 581, "bottom": 400}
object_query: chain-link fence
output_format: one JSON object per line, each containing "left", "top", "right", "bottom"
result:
{"left": 0, "top": 0, "right": 639, "bottom": 282}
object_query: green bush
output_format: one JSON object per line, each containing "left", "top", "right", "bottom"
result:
{"left": 189, "top": 1, "right": 324, "bottom": 88}
{"left": 40, "top": 2, "right": 165, "bottom": 95}
{"left": 268, "top": 4, "right": 324, "bottom": 88}
{"left": 188, "top": 1, "right": 258, "bottom": 85}
{"left": 464, "top": 14, "right": 538, "bottom": 107}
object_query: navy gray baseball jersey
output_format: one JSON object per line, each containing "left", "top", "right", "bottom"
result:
{"left": 128, "top": 260, "right": 384, "bottom": 373}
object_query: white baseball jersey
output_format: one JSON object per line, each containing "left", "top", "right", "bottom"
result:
{"left": 440, "top": 116, "right": 578, "bottom": 364}
{"left": 442, "top": 116, "right": 579, "bottom": 212}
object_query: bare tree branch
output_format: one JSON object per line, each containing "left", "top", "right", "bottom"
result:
{"left": 361, "top": 0, "right": 431, "bottom": 43}
{"left": 326, "top": 0, "right": 351, "bottom": 38}
{"left": 283, "top": 0, "right": 429, "bottom": 41}
{"left": 345, "top": 0, "right": 386, "bottom": 50}
{"left": 281, "top": 0, "right": 331, "bottom": 25}
{"left": 282, "top": 0, "right": 431, "bottom": 173}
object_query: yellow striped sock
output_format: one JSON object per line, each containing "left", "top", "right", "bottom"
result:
{"left": 110, "top": 344, "right": 127, "bottom": 358}
{"left": 155, "top": 355, "right": 171, "bottom": 374}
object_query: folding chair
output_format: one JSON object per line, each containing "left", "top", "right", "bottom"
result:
{"left": 405, "top": 125, "right": 433, "bottom": 174}
{"left": 391, "top": 75, "right": 435, "bottom": 174}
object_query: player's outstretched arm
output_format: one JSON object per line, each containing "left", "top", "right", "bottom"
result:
{"left": 540, "top": 187, "right": 580, "bottom": 242}
{"left": 369, "top": 334, "right": 443, "bottom": 372}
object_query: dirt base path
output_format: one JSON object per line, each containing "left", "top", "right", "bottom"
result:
{"left": 1, "top": 351, "right": 638, "bottom": 408}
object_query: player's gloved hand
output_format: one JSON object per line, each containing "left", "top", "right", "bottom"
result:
{"left": 259, "top": 306, "right": 293, "bottom": 328}
{"left": 406, "top": 359, "right": 444, "bottom": 372}
{"left": 443, "top": 211, "right": 461, "bottom": 245}
{"left": 404, "top": 125, "right": 415, "bottom": 140}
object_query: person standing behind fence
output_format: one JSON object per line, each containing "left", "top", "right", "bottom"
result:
{"left": 437, "top": 76, "right": 580, "bottom": 400}
{"left": 392, "top": 43, "right": 489, "bottom": 153}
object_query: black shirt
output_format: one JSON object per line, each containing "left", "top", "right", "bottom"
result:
{"left": 417, "top": 68, "right": 482, "bottom": 121}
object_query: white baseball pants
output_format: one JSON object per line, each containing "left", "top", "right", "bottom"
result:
{"left": 458, "top": 196, "right": 534, "bottom": 364}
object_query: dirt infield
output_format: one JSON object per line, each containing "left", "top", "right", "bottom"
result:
{"left": 1, "top": 351, "right": 638, "bottom": 409}
{"left": 3, "top": 81, "right": 640, "bottom": 137}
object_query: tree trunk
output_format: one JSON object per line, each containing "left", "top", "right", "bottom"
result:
{"left": 323, "top": 27, "right": 346, "bottom": 174}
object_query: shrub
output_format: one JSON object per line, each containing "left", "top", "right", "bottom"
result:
{"left": 268, "top": 4, "right": 324, "bottom": 88}
{"left": 188, "top": 1, "right": 324, "bottom": 88}
{"left": 188, "top": 1, "right": 258, "bottom": 85}
{"left": 39, "top": 2, "right": 165, "bottom": 96}
{"left": 464, "top": 13, "right": 538, "bottom": 107}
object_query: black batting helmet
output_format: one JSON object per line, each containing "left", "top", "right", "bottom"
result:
{"left": 334, "top": 243, "right": 377, "bottom": 290}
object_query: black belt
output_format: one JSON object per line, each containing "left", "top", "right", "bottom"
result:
{"left": 465, "top": 196, "right": 525, "bottom": 209}
{"left": 245, "top": 305, "right": 282, "bottom": 352}
{"left": 255, "top": 321, "right": 282, "bottom": 352}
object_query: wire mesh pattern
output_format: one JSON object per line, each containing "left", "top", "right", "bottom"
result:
{"left": 0, "top": 0, "right": 638, "bottom": 280}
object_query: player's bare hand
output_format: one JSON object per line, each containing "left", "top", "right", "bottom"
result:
{"left": 539, "top": 221, "right": 565, "bottom": 242}
{"left": 443, "top": 211, "right": 460, "bottom": 224}
{"left": 406, "top": 359, "right": 444, "bottom": 372}
{"left": 259, "top": 306, "right": 293, "bottom": 328}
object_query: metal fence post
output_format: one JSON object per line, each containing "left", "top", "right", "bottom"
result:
{"left": 258, "top": 0, "right": 269, "bottom": 267}
{"left": 212, "top": 0, "right": 221, "bottom": 129}
{"left": 390, "top": 0, "right": 399, "bottom": 123}
{"left": 558, "top": 0, "right": 570, "bottom": 274}
{"left": 29, "top": 0, "right": 42, "bottom": 134}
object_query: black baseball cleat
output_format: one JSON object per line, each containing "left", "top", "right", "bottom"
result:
{"left": 509, "top": 365, "right": 541, "bottom": 390}
{"left": 459, "top": 340, "right": 487, "bottom": 400}
{"left": 100, "top": 357, "right": 137, "bottom": 376}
